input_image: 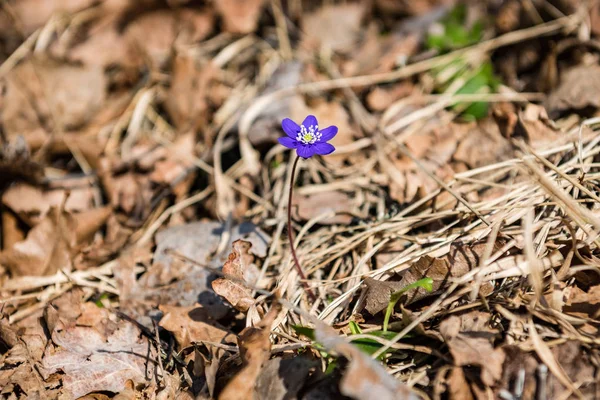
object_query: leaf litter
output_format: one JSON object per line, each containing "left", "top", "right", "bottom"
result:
{"left": 1, "top": 1, "right": 600, "bottom": 399}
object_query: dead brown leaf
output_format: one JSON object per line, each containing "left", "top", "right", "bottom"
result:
{"left": 546, "top": 64, "right": 600, "bottom": 115}
{"left": 0, "top": 207, "right": 76, "bottom": 277}
{"left": 147, "top": 133, "right": 195, "bottom": 186}
{"left": 447, "top": 367, "right": 474, "bottom": 400}
{"left": 42, "top": 321, "right": 156, "bottom": 399}
{"left": 301, "top": 3, "right": 366, "bottom": 53}
{"left": 98, "top": 155, "right": 154, "bottom": 222}
{"left": 399, "top": 240, "right": 499, "bottom": 305}
{"left": 124, "top": 8, "right": 215, "bottom": 68}
{"left": 65, "top": 12, "right": 138, "bottom": 69}
{"left": 498, "top": 342, "right": 598, "bottom": 399}
{"left": 0, "top": 135, "right": 44, "bottom": 190}
{"left": 1, "top": 60, "right": 51, "bottom": 150}
{"left": 385, "top": 120, "right": 470, "bottom": 204}
{"left": 453, "top": 119, "right": 513, "bottom": 169}
{"left": 564, "top": 284, "right": 600, "bottom": 319}
{"left": 151, "top": 220, "right": 267, "bottom": 283}
{"left": 2, "top": 181, "right": 95, "bottom": 226}
{"left": 546, "top": 341, "right": 597, "bottom": 398}
{"left": 212, "top": 240, "right": 261, "bottom": 312}
{"left": 363, "top": 277, "right": 406, "bottom": 315}
{"left": 2, "top": 210, "right": 24, "bottom": 251}
{"left": 343, "top": 24, "right": 420, "bottom": 77}
{"left": 112, "top": 380, "right": 137, "bottom": 400}
{"left": 440, "top": 311, "right": 505, "bottom": 386}
{"left": 164, "top": 55, "right": 217, "bottom": 134}
{"left": 518, "top": 104, "right": 562, "bottom": 149}
{"left": 375, "top": 0, "right": 452, "bottom": 16}
{"left": 218, "top": 303, "right": 281, "bottom": 400}
{"left": 36, "top": 57, "right": 107, "bottom": 130}
{"left": 114, "top": 222, "right": 269, "bottom": 326}
{"left": 592, "top": 1, "right": 600, "bottom": 36}
{"left": 214, "top": 0, "right": 266, "bottom": 33}
{"left": 293, "top": 190, "right": 358, "bottom": 225}
{"left": 364, "top": 240, "right": 499, "bottom": 314}
{"left": 254, "top": 357, "right": 317, "bottom": 400}
{"left": 123, "top": 10, "right": 175, "bottom": 69}
{"left": 11, "top": 0, "right": 97, "bottom": 34}
{"left": 366, "top": 82, "right": 414, "bottom": 112}
{"left": 159, "top": 304, "right": 235, "bottom": 349}
{"left": 0, "top": 205, "right": 110, "bottom": 277}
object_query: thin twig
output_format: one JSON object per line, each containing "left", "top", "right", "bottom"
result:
{"left": 287, "top": 156, "right": 317, "bottom": 301}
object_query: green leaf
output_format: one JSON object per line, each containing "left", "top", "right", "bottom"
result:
{"left": 324, "top": 358, "right": 338, "bottom": 375}
{"left": 348, "top": 321, "right": 362, "bottom": 335}
{"left": 383, "top": 277, "right": 434, "bottom": 332}
{"left": 452, "top": 62, "right": 498, "bottom": 120}
{"left": 349, "top": 330, "right": 409, "bottom": 360}
{"left": 292, "top": 325, "right": 315, "bottom": 340}
{"left": 425, "top": 4, "right": 484, "bottom": 52}
{"left": 94, "top": 293, "right": 110, "bottom": 308}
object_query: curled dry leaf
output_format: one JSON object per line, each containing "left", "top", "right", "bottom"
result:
{"left": 159, "top": 304, "right": 235, "bottom": 349}
{"left": 219, "top": 303, "right": 281, "bottom": 400}
{"left": 564, "top": 284, "right": 600, "bottom": 319}
{"left": 151, "top": 220, "right": 268, "bottom": 285}
{"left": 0, "top": 206, "right": 110, "bottom": 277}
{"left": 398, "top": 240, "right": 499, "bottom": 304}
{"left": 364, "top": 240, "right": 501, "bottom": 315}
{"left": 212, "top": 240, "right": 261, "bottom": 312}
{"left": 517, "top": 104, "right": 562, "bottom": 149}
{"left": 314, "top": 323, "right": 419, "bottom": 400}
{"left": 440, "top": 311, "right": 505, "bottom": 387}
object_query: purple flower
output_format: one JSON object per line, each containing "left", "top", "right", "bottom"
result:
{"left": 278, "top": 115, "right": 338, "bottom": 159}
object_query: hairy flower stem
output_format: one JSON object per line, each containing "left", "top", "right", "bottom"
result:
{"left": 287, "top": 156, "right": 317, "bottom": 302}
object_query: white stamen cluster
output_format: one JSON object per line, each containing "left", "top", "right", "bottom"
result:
{"left": 296, "top": 124, "right": 321, "bottom": 145}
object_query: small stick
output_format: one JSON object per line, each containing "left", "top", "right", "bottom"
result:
{"left": 287, "top": 156, "right": 317, "bottom": 302}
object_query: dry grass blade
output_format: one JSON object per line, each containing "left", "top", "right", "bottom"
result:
{"left": 528, "top": 319, "right": 583, "bottom": 399}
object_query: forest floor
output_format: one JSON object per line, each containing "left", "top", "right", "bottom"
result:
{"left": 1, "top": 0, "right": 600, "bottom": 399}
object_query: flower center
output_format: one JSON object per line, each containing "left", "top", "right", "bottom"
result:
{"left": 296, "top": 124, "right": 321, "bottom": 145}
